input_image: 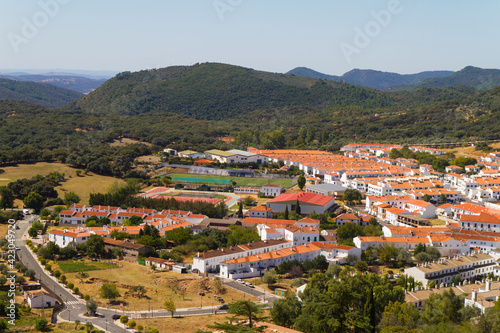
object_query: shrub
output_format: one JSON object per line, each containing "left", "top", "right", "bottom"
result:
{"left": 54, "top": 270, "right": 61, "bottom": 278}
{"left": 59, "top": 275, "right": 67, "bottom": 284}
{"left": 45, "top": 264, "right": 52, "bottom": 272}
{"left": 73, "top": 286, "right": 79, "bottom": 294}
{"left": 40, "top": 259, "right": 47, "bottom": 266}
{"left": 67, "top": 282, "right": 74, "bottom": 289}
{"left": 84, "top": 294, "right": 90, "bottom": 301}
{"left": 128, "top": 320, "right": 136, "bottom": 329}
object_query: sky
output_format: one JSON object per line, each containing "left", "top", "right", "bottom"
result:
{"left": 1, "top": 0, "right": 499, "bottom": 76}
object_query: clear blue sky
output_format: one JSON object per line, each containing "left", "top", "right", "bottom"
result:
{"left": 1, "top": 0, "right": 499, "bottom": 75}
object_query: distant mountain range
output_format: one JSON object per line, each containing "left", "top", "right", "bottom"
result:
{"left": 0, "top": 78, "right": 83, "bottom": 108}
{"left": 286, "top": 66, "right": 500, "bottom": 91}
{"left": 0, "top": 74, "right": 107, "bottom": 94}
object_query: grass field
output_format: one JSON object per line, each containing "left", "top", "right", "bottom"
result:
{"left": 62, "top": 261, "right": 257, "bottom": 310}
{"left": 167, "top": 173, "right": 295, "bottom": 188}
{"left": 0, "top": 162, "right": 125, "bottom": 205}
{"left": 57, "top": 259, "right": 119, "bottom": 273}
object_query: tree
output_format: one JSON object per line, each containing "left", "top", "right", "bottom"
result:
{"left": 120, "top": 315, "right": 129, "bottom": 325}
{"left": 0, "top": 276, "right": 7, "bottom": 286}
{"left": 262, "top": 269, "right": 278, "bottom": 287}
{"left": 28, "top": 227, "right": 38, "bottom": 238}
{"left": 25, "top": 269, "right": 36, "bottom": 280}
{"left": 297, "top": 175, "right": 306, "bottom": 190}
{"left": 421, "top": 288, "right": 464, "bottom": 325}
{"left": 425, "top": 246, "right": 441, "bottom": 261}
{"left": 85, "top": 322, "right": 94, "bottom": 333}
{"left": 326, "top": 264, "right": 342, "bottom": 278}
{"left": 0, "top": 187, "right": 14, "bottom": 210}
{"left": 284, "top": 205, "right": 289, "bottom": 220}
{"left": 86, "top": 299, "right": 98, "bottom": 316}
{"left": 136, "top": 324, "right": 144, "bottom": 332}
{"left": 86, "top": 234, "right": 105, "bottom": 258}
{"left": 364, "top": 287, "right": 376, "bottom": 333}
{"left": 77, "top": 271, "right": 89, "bottom": 284}
{"left": 63, "top": 192, "right": 81, "bottom": 206}
{"left": 294, "top": 199, "right": 301, "bottom": 215}
{"left": 23, "top": 192, "right": 44, "bottom": 211}
{"left": 379, "top": 301, "right": 420, "bottom": 330}
{"left": 227, "top": 300, "right": 263, "bottom": 328}
{"left": 164, "top": 299, "right": 176, "bottom": 318}
{"left": 74, "top": 320, "right": 80, "bottom": 330}
{"left": 128, "top": 320, "right": 137, "bottom": 329}
{"left": 342, "top": 189, "right": 362, "bottom": 205}
{"left": 34, "top": 318, "right": 48, "bottom": 331}
{"left": 336, "top": 222, "right": 363, "bottom": 245}
{"left": 237, "top": 202, "right": 243, "bottom": 218}
{"left": 271, "top": 295, "right": 303, "bottom": 328}
{"left": 440, "top": 193, "right": 447, "bottom": 203}
{"left": 99, "top": 283, "right": 120, "bottom": 302}
{"left": 423, "top": 194, "right": 431, "bottom": 202}
{"left": 354, "top": 260, "right": 369, "bottom": 274}
{"left": 227, "top": 226, "right": 260, "bottom": 247}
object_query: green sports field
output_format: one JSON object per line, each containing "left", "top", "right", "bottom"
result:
{"left": 167, "top": 173, "right": 295, "bottom": 188}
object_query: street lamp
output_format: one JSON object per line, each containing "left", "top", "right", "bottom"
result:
{"left": 105, "top": 320, "right": 107, "bottom": 332}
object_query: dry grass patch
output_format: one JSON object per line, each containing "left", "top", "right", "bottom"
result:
{"left": 64, "top": 261, "right": 257, "bottom": 310}
{"left": 0, "top": 162, "right": 125, "bottom": 205}
{"left": 443, "top": 142, "right": 500, "bottom": 157}
{"left": 428, "top": 218, "right": 447, "bottom": 226}
{"left": 0, "top": 224, "right": 8, "bottom": 238}
{"left": 134, "top": 313, "right": 227, "bottom": 333}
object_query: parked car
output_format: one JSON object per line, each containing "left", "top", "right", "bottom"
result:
{"left": 111, "top": 314, "right": 121, "bottom": 320}
{"left": 218, "top": 304, "right": 229, "bottom": 310}
{"left": 192, "top": 268, "right": 199, "bottom": 273}
{"left": 236, "top": 279, "right": 244, "bottom": 284}
{"left": 245, "top": 282, "right": 255, "bottom": 288}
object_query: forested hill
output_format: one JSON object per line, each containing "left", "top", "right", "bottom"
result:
{"left": 0, "top": 78, "right": 83, "bottom": 108}
{"left": 408, "top": 66, "right": 500, "bottom": 91}
{"left": 67, "top": 63, "right": 473, "bottom": 121}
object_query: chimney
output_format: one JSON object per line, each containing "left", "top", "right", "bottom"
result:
{"left": 472, "top": 289, "right": 477, "bottom": 302}
{"left": 486, "top": 280, "right": 491, "bottom": 292}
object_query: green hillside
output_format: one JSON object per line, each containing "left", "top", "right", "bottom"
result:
{"left": 409, "top": 66, "right": 500, "bottom": 91}
{"left": 69, "top": 63, "right": 472, "bottom": 121}
{"left": 0, "top": 78, "right": 83, "bottom": 108}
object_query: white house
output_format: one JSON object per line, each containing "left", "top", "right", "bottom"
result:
{"left": 460, "top": 213, "right": 500, "bottom": 233}
{"left": 261, "top": 184, "right": 285, "bottom": 197}
{"left": 48, "top": 229, "right": 91, "bottom": 248}
{"left": 27, "top": 291, "right": 56, "bottom": 308}
{"left": 248, "top": 205, "right": 273, "bottom": 218}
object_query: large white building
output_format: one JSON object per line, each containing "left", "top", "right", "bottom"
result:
{"left": 404, "top": 252, "right": 496, "bottom": 288}
{"left": 219, "top": 242, "right": 361, "bottom": 279}
{"left": 192, "top": 239, "right": 292, "bottom": 274}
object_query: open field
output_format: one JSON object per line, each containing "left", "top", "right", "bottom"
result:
{"left": 134, "top": 313, "right": 227, "bottom": 333}
{"left": 57, "top": 259, "right": 120, "bottom": 273}
{"left": 428, "top": 218, "right": 447, "bottom": 226}
{"left": 443, "top": 142, "right": 500, "bottom": 157}
{"left": 0, "top": 162, "right": 125, "bottom": 205}
{"left": 166, "top": 173, "right": 295, "bottom": 188}
{"left": 61, "top": 261, "right": 257, "bottom": 310}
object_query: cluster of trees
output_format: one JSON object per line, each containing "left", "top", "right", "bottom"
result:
{"left": 336, "top": 221, "right": 383, "bottom": 246}
{"left": 274, "top": 256, "right": 330, "bottom": 278}
{"left": 270, "top": 265, "right": 495, "bottom": 333}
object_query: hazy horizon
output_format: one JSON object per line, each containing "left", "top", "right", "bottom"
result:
{"left": 2, "top": 1, "right": 499, "bottom": 75}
